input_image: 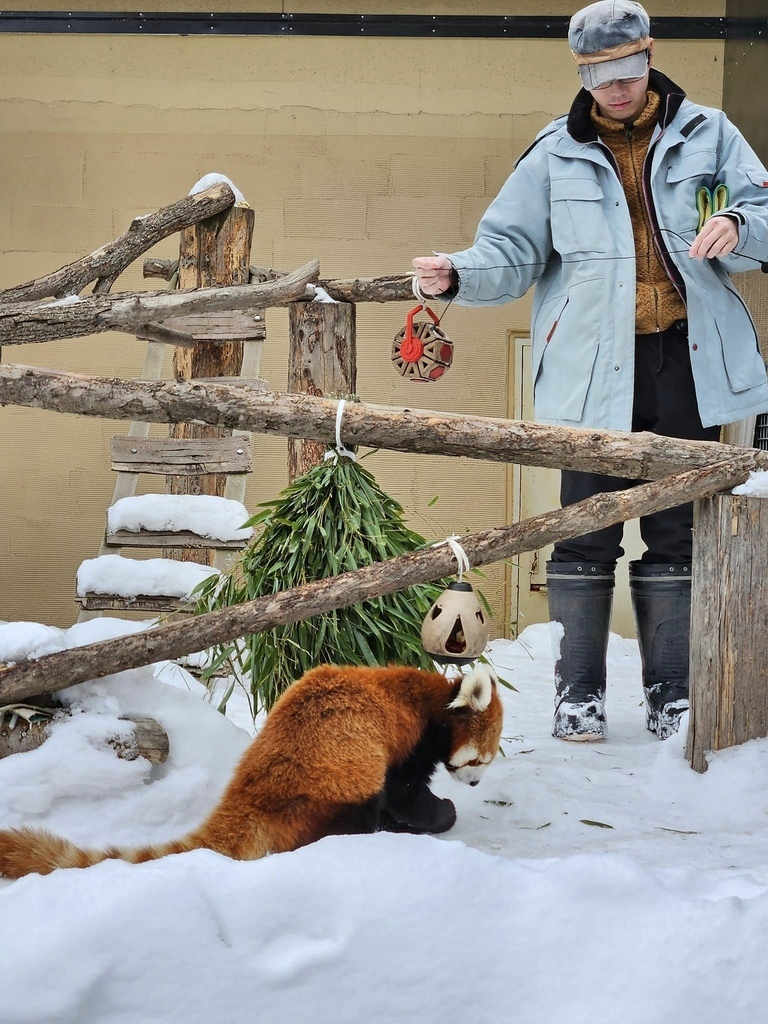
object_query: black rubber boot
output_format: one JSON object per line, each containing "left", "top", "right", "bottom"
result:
{"left": 546, "top": 561, "right": 615, "bottom": 741}
{"left": 629, "top": 562, "right": 691, "bottom": 740}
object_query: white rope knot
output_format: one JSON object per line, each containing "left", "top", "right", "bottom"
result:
{"left": 432, "top": 533, "right": 471, "bottom": 582}
{"left": 324, "top": 399, "right": 357, "bottom": 463}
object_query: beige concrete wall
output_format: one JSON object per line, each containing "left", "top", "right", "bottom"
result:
{"left": 0, "top": 2, "right": 725, "bottom": 629}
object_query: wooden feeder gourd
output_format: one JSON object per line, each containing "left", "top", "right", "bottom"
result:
{"left": 420, "top": 580, "right": 489, "bottom": 666}
{"left": 392, "top": 303, "right": 454, "bottom": 382}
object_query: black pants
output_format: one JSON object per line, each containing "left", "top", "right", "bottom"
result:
{"left": 552, "top": 321, "right": 721, "bottom": 566}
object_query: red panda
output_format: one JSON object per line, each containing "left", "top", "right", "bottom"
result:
{"left": 0, "top": 662, "right": 503, "bottom": 879}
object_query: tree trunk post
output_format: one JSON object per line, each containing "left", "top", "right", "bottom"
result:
{"left": 687, "top": 492, "right": 768, "bottom": 772}
{"left": 287, "top": 300, "right": 356, "bottom": 481}
{"left": 168, "top": 203, "right": 256, "bottom": 563}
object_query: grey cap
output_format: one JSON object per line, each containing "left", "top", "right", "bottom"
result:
{"left": 569, "top": 1, "right": 651, "bottom": 90}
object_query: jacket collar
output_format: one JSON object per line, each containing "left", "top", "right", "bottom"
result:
{"left": 566, "top": 69, "right": 687, "bottom": 143}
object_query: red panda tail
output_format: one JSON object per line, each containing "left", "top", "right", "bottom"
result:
{"left": 0, "top": 826, "right": 200, "bottom": 879}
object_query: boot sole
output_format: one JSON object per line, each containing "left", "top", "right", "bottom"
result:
{"left": 555, "top": 731, "right": 606, "bottom": 742}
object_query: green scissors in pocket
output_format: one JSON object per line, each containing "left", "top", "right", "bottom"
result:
{"left": 696, "top": 182, "right": 729, "bottom": 232}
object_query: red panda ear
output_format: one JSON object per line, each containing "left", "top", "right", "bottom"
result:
{"left": 446, "top": 665, "right": 494, "bottom": 714}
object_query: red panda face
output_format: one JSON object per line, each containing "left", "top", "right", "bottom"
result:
{"left": 445, "top": 665, "right": 504, "bottom": 786}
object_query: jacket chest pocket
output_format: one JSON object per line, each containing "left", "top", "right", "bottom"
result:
{"left": 550, "top": 176, "right": 608, "bottom": 255}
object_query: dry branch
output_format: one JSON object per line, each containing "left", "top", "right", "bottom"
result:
{"left": 0, "top": 453, "right": 757, "bottom": 704}
{"left": 0, "top": 362, "right": 765, "bottom": 481}
{"left": 315, "top": 275, "right": 413, "bottom": 304}
{"left": 0, "top": 183, "right": 237, "bottom": 306}
{"left": 0, "top": 260, "right": 319, "bottom": 346}
{"left": 144, "top": 259, "right": 414, "bottom": 303}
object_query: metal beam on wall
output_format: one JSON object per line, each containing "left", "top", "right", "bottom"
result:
{"left": 0, "top": 12, "right": 765, "bottom": 39}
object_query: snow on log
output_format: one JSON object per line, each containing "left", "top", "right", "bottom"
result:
{"left": 107, "top": 494, "right": 252, "bottom": 543}
{"left": 76, "top": 555, "right": 219, "bottom": 602}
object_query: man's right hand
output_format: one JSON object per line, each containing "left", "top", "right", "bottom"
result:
{"left": 412, "top": 255, "right": 454, "bottom": 296}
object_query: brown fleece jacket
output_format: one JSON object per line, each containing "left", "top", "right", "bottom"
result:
{"left": 592, "top": 90, "right": 687, "bottom": 333}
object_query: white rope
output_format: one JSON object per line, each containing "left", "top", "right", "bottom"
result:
{"left": 432, "top": 533, "right": 471, "bottom": 582}
{"left": 412, "top": 275, "right": 428, "bottom": 304}
{"left": 324, "top": 398, "right": 357, "bottom": 462}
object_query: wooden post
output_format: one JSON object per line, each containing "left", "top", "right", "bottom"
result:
{"left": 687, "top": 492, "right": 768, "bottom": 772}
{"left": 168, "top": 203, "right": 256, "bottom": 562}
{"left": 287, "top": 300, "right": 356, "bottom": 481}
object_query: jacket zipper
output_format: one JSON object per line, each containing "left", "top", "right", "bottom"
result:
{"left": 598, "top": 105, "right": 687, "bottom": 306}
{"left": 640, "top": 99, "right": 687, "bottom": 303}
{"left": 626, "top": 123, "right": 660, "bottom": 328}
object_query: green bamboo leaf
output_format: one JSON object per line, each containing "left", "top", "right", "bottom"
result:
{"left": 193, "top": 456, "right": 459, "bottom": 713}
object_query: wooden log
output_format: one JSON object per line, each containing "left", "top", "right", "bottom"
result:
{"left": 687, "top": 492, "right": 768, "bottom": 772}
{"left": 309, "top": 276, "right": 413, "bottom": 304}
{"left": 143, "top": 259, "right": 414, "bottom": 304}
{"left": 106, "top": 716, "right": 170, "bottom": 764}
{"left": 0, "top": 184, "right": 236, "bottom": 305}
{"left": 288, "top": 301, "right": 356, "bottom": 481}
{"left": 0, "top": 260, "right": 319, "bottom": 347}
{"left": 0, "top": 713, "right": 169, "bottom": 764}
{"left": 0, "top": 453, "right": 757, "bottom": 704}
{"left": 167, "top": 204, "right": 255, "bottom": 565}
{"left": 2, "top": 362, "right": 767, "bottom": 482}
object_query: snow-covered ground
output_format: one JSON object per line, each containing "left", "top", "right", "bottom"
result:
{"left": 1, "top": 616, "right": 768, "bottom": 1024}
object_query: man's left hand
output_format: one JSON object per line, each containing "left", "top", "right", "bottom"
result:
{"left": 689, "top": 215, "right": 740, "bottom": 260}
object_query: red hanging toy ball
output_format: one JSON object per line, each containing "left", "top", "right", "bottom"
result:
{"left": 392, "top": 303, "right": 454, "bottom": 383}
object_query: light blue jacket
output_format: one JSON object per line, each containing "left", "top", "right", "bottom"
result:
{"left": 443, "top": 71, "right": 768, "bottom": 429}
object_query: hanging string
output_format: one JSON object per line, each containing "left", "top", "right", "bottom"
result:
{"left": 411, "top": 274, "right": 455, "bottom": 327}
{"left": 431, "top": 534, "right": 471, "bottom": 582}
{"left": 324, "top": 398, "right": 357, "bottom": 463}
{"left": 410, "top": 227, "right": 767, "bottom": 310}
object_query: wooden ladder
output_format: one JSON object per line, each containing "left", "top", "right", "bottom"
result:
{"left": 76, "top": 323, "right": 265, "bottom": 620}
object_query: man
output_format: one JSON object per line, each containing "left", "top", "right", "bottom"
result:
{"left": 413, "top": 1, "right": 768, "bottom": 741}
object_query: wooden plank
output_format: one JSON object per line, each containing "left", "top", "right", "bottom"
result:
{"left": 74, "top": 593, "right": 194, "bottom": 613}
{"left": 201, "top": 376, "right": 267, "bottom": 388}
{"left": 155, "top": 311, "right": 267, "bottom": 341}
{"left": 687, "top": 492, "right": 768, "bottom": 772}
{"left": 111, "top": 436, "right": 252, "bottom": 475}
{"left": 721, "top": 417, "right": 756, "bottom": 447}
{"left": 105, "top": 530, "right": 249, "bottom": 551}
